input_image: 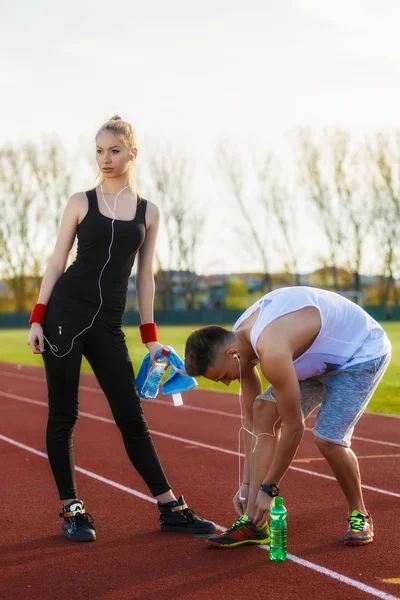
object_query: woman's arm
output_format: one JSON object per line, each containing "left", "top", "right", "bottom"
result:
{"left": 28, "top": 193, "right": 83, "bottom": 353}
{"left": 135, "top": 201, "right": 163, "bottom": 360}
{"left": 136, "top": 200, "right": 160, "bottom": 324}
{"left": 37, "top": 193, "right": 83, "bottom": 304}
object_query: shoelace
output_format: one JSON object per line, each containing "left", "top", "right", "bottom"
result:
{"left": 181, "top": 506, "right": 197, "bottom": 523}
{"left": 348, "top": 513, "right": 365, "bottom": 532}
{"left": 226, "top": 515, "right": 249, "bottom": 533}
{"left": 60, "top": 510, "right": 94, "bottom": 528}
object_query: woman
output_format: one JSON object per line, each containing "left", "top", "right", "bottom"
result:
{"left": 27, "top": 115, "right": 215, "bottom": 542}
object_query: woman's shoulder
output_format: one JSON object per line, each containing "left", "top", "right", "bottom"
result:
{"left": 68, "top": 191, "right": 90, "bottom": 205}
{"left": 65, "top": 191, "right": 90, "bottom": 221}
{"left": 142, "top": 198, "right": 160, "bottom": 223}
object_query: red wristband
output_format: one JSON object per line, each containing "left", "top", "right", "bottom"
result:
{"left": 29, "top": 303, "right": 47, "bottom": 325}
{"left": 139, "top": 322, "right": 158, "bottom": 344}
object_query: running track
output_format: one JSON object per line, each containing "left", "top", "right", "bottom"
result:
{"left": 0, "top": 361, "right": 399, "bottom": 600}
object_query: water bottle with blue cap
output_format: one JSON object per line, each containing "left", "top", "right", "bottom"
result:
{"left": 140, "top": 348, "right": 170, "bottom": 399}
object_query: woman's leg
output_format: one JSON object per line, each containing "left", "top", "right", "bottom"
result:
{"left": 84, "top": 326, "right": 171, "bottom": 497}
{"left": 42, "top": 338, "right": 84, "bottom": 501}
{"left": 83, "top": 323, "right": 215, "bottom": 533}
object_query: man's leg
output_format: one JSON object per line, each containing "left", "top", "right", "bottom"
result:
{"left": 206, "top": 393, "right": 282, "bottom": 547}
{"left": 206, "top": 382, "right": 322, "bottom": 548}
{"left": 246, "top": 380, "right": 323, "bottom": 518}
{"left": 314, "top": 437, "right": 366, "bottom": 512}
{"left": 313, "top": 353, "right": 391, "bottom": 544}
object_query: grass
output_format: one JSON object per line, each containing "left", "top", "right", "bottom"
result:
{"left": 1, "top": 322, "right": 399, "bottom": 415}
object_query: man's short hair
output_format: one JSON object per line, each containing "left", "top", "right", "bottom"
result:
{"left": 184, "top": 325, "right": 235, "bottom": 377}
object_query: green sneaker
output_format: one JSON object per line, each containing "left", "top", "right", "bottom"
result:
{"left": 344, "top": 510, "right": 374, "bottom": 546}
{"left": 206, "top": 515, "right": 270, "bottom": 548}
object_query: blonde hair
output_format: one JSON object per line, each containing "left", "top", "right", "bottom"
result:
{"left": 95, "top": 115, "right": 138, "bottom": 193}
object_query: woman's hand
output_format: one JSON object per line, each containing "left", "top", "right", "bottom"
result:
{"left": 27, "top": 324, "right": 45, "bottom": 354}
{"left": 145, "top": 341, "right": 164, "bottom": 363}
{"left": 233, "top": 485, "right": 249, "bottom": 517}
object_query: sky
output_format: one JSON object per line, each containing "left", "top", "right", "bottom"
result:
{"left": 2, "top": 0, "right": 400, "bottom": 275}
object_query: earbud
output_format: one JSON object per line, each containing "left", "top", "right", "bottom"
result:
{"left": 233, "top": 353, "right": 239, "bottom": 360}
{"left": 131, "top": 154, "right": 135, "bottom": 161}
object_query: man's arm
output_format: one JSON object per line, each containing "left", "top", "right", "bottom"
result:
{"left": 253, "top": 349, "right": 304, "bottom": 526}
{"left": 233, "top": 366, "right": 262, "bottom": 515}
{"left": 241, "top": 366, "right": 262, "bottom": 481}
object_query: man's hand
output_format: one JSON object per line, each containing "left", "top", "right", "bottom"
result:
{"left": 253, "top": 490, "right": 273, "bottom": 527}
{"left": 232, "top": 485, "right": 249, "bottom": 516}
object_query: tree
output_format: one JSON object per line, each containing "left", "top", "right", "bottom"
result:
{"left": 296, "top": 128, "right": 345, "bottom": 291}
{"left": 0, "top": 139, "right": 72, "bottom": 311}
{"left": 25, "top": 137, "right": 71, "bottom": 235}
{"left": 217, "top": 139, "right": 301, "bottom": 289}
{"left": 25, "top": 137, "right": 72, "bottom": 281}
{"left": 145, "top": 149, "right": 204, "bottom": 309}
{"left": 367, "top": 131, "right": 400, "bottom": 304}
{"left": 216, "top": 140, "right": 273, "bottom": 291}
{"left": 296, "top": 128, "right": 374, "bottom": 294}
{"left": 330, "top": 130, "right": 373, "bottom": 293}
{"left": 0, "top": 145, "right": 39, "bottom": 310}
{"left": 253, "top": 152, "right": 300, "bottom": 286}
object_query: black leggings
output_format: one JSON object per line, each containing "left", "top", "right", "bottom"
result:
{"left": 42, "top": 318, "right": 170, "bottom": 500}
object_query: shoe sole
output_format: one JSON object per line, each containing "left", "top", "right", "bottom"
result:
{"left": 160, "top": 525, "right": 216, "bottom": 534}
{"left": 62, "top": 530, "right": 96, "bottom": 542}
{"left": 344, "top": 537, "right": 373, "bottom": 546}
{"left": 206, "top": 538, "right": 270, "bottom": 548}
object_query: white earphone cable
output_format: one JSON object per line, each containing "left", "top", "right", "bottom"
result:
{"left": 43, "top": 184, "right": 130, "bottom": 358}
{"left": 236, "top": 355, "right": 257, "bottom": 500}
{"left": 235, "top": 354, "right": 277, "bottom": 502}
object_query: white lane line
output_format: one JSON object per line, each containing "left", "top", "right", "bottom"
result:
{"left": 0, "top": 433, "right": 398, "bottom": 600}
{"left": 260, "top": 546, "right": 400, "bottom": 600}
{"left": 368, "top": 411, "right": 400, "bottom": 420}
{"left": 1, "top": 370, "right": 399, "bottom": 448}
{"left": 342, "top": 436, "right": 400, "bottom": 449}
{"left": 287, "top": 466, "right": 400, "bottom": 498}
{"left": 0, "top": 434, "right": 157, "bottom": 504}
{"left": 0, "top": 370, "right": 240, "bottom": 418}
{"left": 2, "top": 391, "right": 400, "bottom": 499}
{"left": 2, "top": 364, "right": 400, "bottom": 422}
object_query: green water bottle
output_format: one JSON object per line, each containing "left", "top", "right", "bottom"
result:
{"left": 269, "top": 496, "right": 287, "bottom": 561}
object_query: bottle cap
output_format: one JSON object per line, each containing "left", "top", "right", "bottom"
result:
{"left": 275, "top": 497, "right": 283, "bottom": 506}
{"left": 161, "top": 348, "right": 170, "bottom": 356}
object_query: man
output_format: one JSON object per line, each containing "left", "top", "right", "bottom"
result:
{"left": 184, "top": 286, "right": 391, "bottom": 548}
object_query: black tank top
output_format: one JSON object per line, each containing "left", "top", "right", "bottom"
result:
{"left": 49, "top": 188, "right": 147, "bottom": 322}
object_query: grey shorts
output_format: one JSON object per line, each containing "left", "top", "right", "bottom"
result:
{"left": 257, "top": 353, "right": 391, "bottom": 447}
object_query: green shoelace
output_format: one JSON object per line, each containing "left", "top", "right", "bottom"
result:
{"left": 226, "top": 515, "right": 249, "bottom": 532}
{"left": 349, "top": 511, "right": 366, "bottom": 532}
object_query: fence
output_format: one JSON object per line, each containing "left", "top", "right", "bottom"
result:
{"left": 1, "top": 306, "right": 400, "bottom": 329}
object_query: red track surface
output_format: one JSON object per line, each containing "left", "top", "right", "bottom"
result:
{"left": 1, "top": 361, "right": 399, "bottom": 600}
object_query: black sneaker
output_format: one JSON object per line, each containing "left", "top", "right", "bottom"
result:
{"left": 60, "top": 500, "right": 96, "bottom": 542}
{"left": 158, "top": 495, "right": 216, "bottom": 534}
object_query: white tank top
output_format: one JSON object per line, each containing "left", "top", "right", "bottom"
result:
{"left": 232, "top": 287, "right": 391, "bottom": 381}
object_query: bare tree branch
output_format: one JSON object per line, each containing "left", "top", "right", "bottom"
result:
{"left": 146, "top": 149, "right": 203, "bottom": 309}
{"left": 217, "top": 140, "right": 272, "bottom": 290}
{"left": 367, "top": 131, "right": 400, "bottom": 303}
{"left": 0, "top": 146, "right": 39, "bottom": 310}
{"left": 0, "top": 139, "right": 72, "bottom": 310}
